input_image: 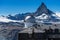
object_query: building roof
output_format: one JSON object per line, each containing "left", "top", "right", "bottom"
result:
{"left": 25, "top": 15, "right": 36, "bottom": 23}
{"left": 19, "top": 27, "right": 45, "bottom": 34}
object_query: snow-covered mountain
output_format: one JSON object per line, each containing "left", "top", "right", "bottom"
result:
{"left": 0, "top": 16, "right": 15, "bottom": 22}
{"left": 7, "top": 13, "right": 33, "bottom": 20}
{"left": 35, "top": 13, "right": 60, "bottom": 21}
{"left": 34, "top": 3, "right": 60, "bottom": 23}
{"left": 0, "top": 16, "right": 24, "bottom": 23}
{"left": 0, "top": 3, "right": 60, "bottom": 24}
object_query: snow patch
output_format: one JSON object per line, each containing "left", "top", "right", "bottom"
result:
{"left": 56, "top": 12, "right": 60, "bottom": 17}
{"left": 0, "top": 16, "right": 23, "bottom": 23}
{"left": 25, "top": 16, "right": 31, "bottom": 20}
{"left": 35, "top": 13, "right": 48, "bottom": 19}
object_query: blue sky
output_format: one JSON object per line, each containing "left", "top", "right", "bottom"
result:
{"left": 0, "top": 0, "right": 60, "bottom": 15}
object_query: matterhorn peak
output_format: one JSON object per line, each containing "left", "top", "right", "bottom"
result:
{"left": 35, "top": 2, "right": 48, "bottom": 16}
{"left": 37, "top": 2, "right": 47, "bottom": 11}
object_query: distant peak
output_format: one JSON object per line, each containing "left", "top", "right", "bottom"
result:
{"left": 35, "top": 3, "right": 48, "bottom": 16}
{"left": 37, "top": 2, "right": 47, "bottom": 11}
{"left": 41, "top": 2, "right": 45, "bottom": 6}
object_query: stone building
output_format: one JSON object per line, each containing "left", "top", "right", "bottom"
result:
{"left": 18, "top": 27, "right": 60, "bottom": 40}
{"left": 18, "top": 27, "right": 45, "bottom": 40}
{"left": 24, "top": 15, "right": 36, "bottom": 28}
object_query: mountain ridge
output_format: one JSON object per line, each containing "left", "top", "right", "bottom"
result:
{"left": 0, "top": 3, "right": 60, "bottom": 23}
